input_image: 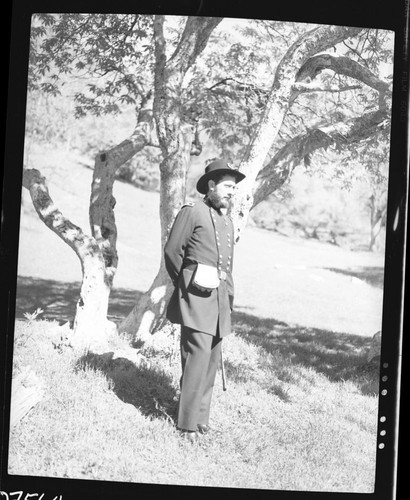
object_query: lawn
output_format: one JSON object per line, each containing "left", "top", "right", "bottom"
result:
{"left": 7, "top": 147, "right": 384, "bottom": 492}
{"left": 8, "top": 314, "right": 379, "bottom": 492}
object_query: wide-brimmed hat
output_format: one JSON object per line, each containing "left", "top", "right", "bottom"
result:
{"left": 196, "top": 159, "right": 245, "bottom": 195}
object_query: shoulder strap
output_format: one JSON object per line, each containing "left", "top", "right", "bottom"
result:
{"left": 181, "top": 201, "right": 195, "bottom": 209}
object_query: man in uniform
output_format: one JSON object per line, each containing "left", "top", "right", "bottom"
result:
{"left": 164, "top": 159, "right": 245, "bottom": 440}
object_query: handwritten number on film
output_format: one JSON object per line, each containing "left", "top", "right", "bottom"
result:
{"left": 0, "top": 492, "right": 62, "bottom": 500}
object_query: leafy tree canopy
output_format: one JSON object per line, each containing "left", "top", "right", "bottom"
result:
{"left": 28, "top": 14, "right": 393, "bottom": 195}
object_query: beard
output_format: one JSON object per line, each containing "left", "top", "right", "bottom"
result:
{"left": 207, "top": 190, "right": 231, "bottom": 210}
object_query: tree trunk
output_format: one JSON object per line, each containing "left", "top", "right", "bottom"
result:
{"left": 89, "top": 154, "right": 118, "bottom": 288}
{"left": 229, "top": 25, "right": 363, "bottom": 238}
{"left": 119, "top": 16, "right": 221, "bottom": 343}
{"left": 72, "top": 254, "right": 114, "bottom": 350}
{"left": 119, "top": 261, "right": 174, "bottom": 344}
{"left": 252, "top": 110, "right": 390, "bottom": 207}
{"left": 88, "top": 91, "right": 155, "bottom": 287}
{"left": 368, "top": 195, "right": 386, "bottom": 251}
{"left": 121, "top": 22, "right": 384, "bottom": 343}
{"left": 119, "top": 123, "right": 195, "bottom": 341}
{"left": 22, "top": 95, "right": 155, "bottom": 350}
{"left": 22, "top": 168, "right": 115, "bottom": 350}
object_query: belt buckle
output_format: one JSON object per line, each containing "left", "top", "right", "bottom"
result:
{"left": 219, "top": 270, "right": 227, "bottom": 280}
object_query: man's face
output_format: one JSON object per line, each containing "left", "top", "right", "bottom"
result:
{"left": 208, "top": 175, "right": 237, "bottom": 209}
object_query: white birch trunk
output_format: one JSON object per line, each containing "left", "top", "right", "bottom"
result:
{"left": 22, "top": 168, "right": 116, "bottom": 350}
{"left": 71, "top": 254, "right": 114, "bottom": 351}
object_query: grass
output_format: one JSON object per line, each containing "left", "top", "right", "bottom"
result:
{"left": 9, "top": 145, "right": 384, "bottom": 492}
{"left": 8, "top": 314, "right": 379, "bottom": 492}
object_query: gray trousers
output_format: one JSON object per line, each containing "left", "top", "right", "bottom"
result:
{"left": 177, "top": 326, "right": 222, "bottom": 431}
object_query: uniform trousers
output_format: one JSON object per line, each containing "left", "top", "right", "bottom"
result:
{"left": 177, "top": 326, "right": 222, "bottom": 431}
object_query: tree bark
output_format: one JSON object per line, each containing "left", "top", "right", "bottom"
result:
{"left": 119, "top": 16, "right": 222, "bottom": 342}
{"left": 22, "top": 168, "right": 114, "bottom": 350}
{"left": 294, "top": 53, "right": 391, "bottom": 111}
{"left": 368, "top": 195, "right": 386, "bottom": 251}
{"left": 252, "top": 109, "right": 390, "bottom": 207}
{"left": 229, "top": 25, "right": 382, "bottom": 238}
{"left": 22, "top": 93, "right": 155, "bottom": 350}
{"left": 119, "top": 261, "right": 174, "bottom": 344}
{"left": 121, "top": 22, "right": 390, "bottom": 343}
{"left": 89, "top": 91, "right": 155, "bottom": 286}
{"left": 121, "top": 23, "right": 388, "bottom": 341}
{"left": 119, "top": 123, "right": 195, "bottom": 342}
{"left": 295, "top": 54, "right": 391, "bottom": 93}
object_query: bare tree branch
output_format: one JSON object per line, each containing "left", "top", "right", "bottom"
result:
{"left": 252, "top": 109, "right": 390, "bottom": 207}
{"left": 22, "top": 168, "right": 100, "bottom": 261}
{"left": 292, "top": 82, "right": 362, "bottom": 93}
{"left": 207, "top": 52, "right": 389, "bottom": 111}
{"left": 169, "top": 16, "right": 223, "bottom": 71}
{"left": 153, "top": 15, "right": 167, "bottom": 77}
{"left": 203, "top": 34, "right": 391, "bottom": 135}
{"left": 153, "top": 16, "right": 222, "bottom": 152}
{"left": 296, "top": 54, "right": 390, "bottom": 94}
{"left": 102, "top": 90, "right": 155, "bottom": 168}
{"left": 231, "top": 26, "right": 363, "bottom": 206}
{"left": 86, "top": 89, "right": 156, "bottom": 284}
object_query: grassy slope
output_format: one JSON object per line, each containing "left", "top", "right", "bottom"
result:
{"left": 9, "top": 318, "right": 379, "bottom": 492}
{"left": 9, "top": 145, "right": 384, "bottom": 491}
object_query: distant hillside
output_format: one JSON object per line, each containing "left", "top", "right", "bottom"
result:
{"left": 17, "top": 145, "right": 385, "bottom": 336}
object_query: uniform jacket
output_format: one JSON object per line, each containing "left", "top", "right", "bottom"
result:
{"left": 164, "top": 198, "right": 235, "bottom": 337}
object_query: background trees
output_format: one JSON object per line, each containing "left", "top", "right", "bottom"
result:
{"left": 23, "top": 14, "right": 393, "bottom": 348}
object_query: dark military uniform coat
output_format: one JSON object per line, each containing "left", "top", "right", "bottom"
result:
{"left": 164, "top": 198, "right": 235, "bottom": 337}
